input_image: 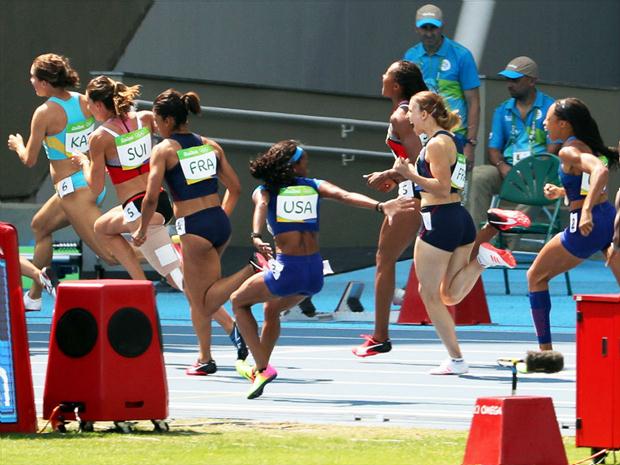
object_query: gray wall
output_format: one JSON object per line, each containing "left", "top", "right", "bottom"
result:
{"left": 0, "top": 0, "right": 153, "bottom": 199}
{"left": 116, "top": 0, "right": 620, "bottom": 94}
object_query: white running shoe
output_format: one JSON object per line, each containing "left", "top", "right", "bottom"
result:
{"left": 477, "top": 242, "right": 516, "bottom": 268}
{"left": 23, "top": 291, "right": 42, "bottom": 312}
{"left": 39, "top": 266, "right": 59, "bottom": 298}
{"left": 430, "top": 358, "right": 469, "bottom": 375}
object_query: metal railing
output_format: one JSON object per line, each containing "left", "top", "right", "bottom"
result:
{"left": 134, "top": 99, "right": 392, "bottom": 163}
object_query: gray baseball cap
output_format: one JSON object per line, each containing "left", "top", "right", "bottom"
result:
{"left": 416, "top": 4, "right": 443, "bottom": 27}
{"left": 498, "top": 56, "right": 539, "bottom": 79}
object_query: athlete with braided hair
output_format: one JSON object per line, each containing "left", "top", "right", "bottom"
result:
{"left": 232, "top": 140, "right": 416, "bottom": 399}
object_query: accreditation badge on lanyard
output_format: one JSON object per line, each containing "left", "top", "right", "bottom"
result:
{"left": 276, "top": 185, "right": 318, "bottom": 223}
{"left": 65, "top": 117, "right": 95, "bottom": 155}
{"left": 116, "top": 127, "right": 152, "bottom": 169}
{"left": 177, "top": 144, "right": 218, "bottom": 185}
{"left": 580, "top": 156, "right": 608, "bottom": 196}
{"left": 450, "top": 153, "right": 467, "bottom": 190}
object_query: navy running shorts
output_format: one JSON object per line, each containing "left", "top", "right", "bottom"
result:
{"left": 419, "top": 202, "right": 476, "bottom": 252}
{"left": 176, "top": 206, "right": 231, "bottom": 248}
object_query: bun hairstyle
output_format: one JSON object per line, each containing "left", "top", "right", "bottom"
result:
{"left": 411, "top": 90, "right": 461, "bottom": 132}
{"left": 32, "top": 53, "right": 80, "bottom": 88}
{"left": 554, "top": 98, "right": 619, "bottom": 168}
{"left": 392, "top": 60, "right": 428, "bottom": 100}
{"left": 249, "top": 139, "right": 300, "bottom": 191}
{"left": 86, "top": 75, "right": 141, "bottom": 119}
{"left": 152, "top": 89, "right": 201, "bottom": 130}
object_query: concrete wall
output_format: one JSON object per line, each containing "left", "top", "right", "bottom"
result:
{"left": 0, "top": 0, "right": 153, "bottom": 199}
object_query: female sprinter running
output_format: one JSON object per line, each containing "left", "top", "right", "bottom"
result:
{"left": 528, "top": 98, "right": 619, "bottom": 355}
{"left": 352, "top": 60, "right": 427, "bottom": 357}
{"left": 231, "top": 140, "right": 416, "bottom": 399}
{"left": 133, "top": 89, "right": 254, "bottom": 374}
{"left": 393, "top": 91, "right": 516, "bottom": 375}
{"left": 7, "top": 53, "right": 114, "bottom": 311}
{"left": 71, "top": 75, "right": 183, "bottom": 288}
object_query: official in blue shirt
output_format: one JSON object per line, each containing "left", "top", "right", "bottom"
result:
{"left": 403, "top": 3, "right": 480, "bottom": 166}
{"left": 469, "top": 56, "right": 559, "bottom": 237}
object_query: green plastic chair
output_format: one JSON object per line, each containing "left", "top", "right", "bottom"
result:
{"left": 489, "top": 153, "right": 572, "bottom": 295}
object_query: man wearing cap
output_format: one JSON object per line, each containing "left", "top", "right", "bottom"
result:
{"left": 403, "top": 3, "right": 480, "bottom": 167}
{"left": 469, "top": 56, "right": 559, "bottom": 234}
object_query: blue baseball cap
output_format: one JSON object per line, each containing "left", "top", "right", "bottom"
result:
{"left": 416, "top": 4, "right": 443, "bottom": 28}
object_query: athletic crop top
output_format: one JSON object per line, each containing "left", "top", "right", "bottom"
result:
{"left": 257, "top": 177, "right": 323, "bottom": 236}
{"left": 559, "top": 136, "right": 608, "bottom": 202}
{"left": 102, "top": 115, "right": 152, "bottom": 185}
{"left": 164, "top": 132, "right": 219, "bottom": 201}
{"left": 43, "top": 92, "right": 95, "bottom": 160}
{"left": 386, "top": 100, "right": 410, "bottom": 159}
{"left": 414, "top": 130, "right": 467, "bottom": 193}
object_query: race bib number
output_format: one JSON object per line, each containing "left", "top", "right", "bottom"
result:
{"left": 123, "top": 201, "right": 141, "bottom": 223}
{"left": 269, "top": 258, "right": 284, "bottom": 280}
{"left": 175, "top": 217, "right": 186, "bottom": 236}
{"left": 276, "top": 185, "right": 318, "bottom": 223}
{"left": 513, "top": 150, "right": 531, "bottom": 165}
{"left": 65, "top": 117, "right": 95, "bottom": 154}
{"left": 55, "top": 175, "right": 75, "bottom": 198}
{"left": 116, "top": 127, "right": 152, "bottom": 169}
{"left": 450, "top": 153, "right": 467, "bottom": 190}
{"left": 421, "top": 211, "right": 432, "bottom": 231}
{"left": 398, "top": 180, "right": 414, "bottom": 198}
{"left": 177, "top": 144, "right": 218, "bottom": 184}
{"left": 569, "top": 211, "right": 578, "bottom": 233}
{"left": 580, "top": 156, "right": 608, "bottom": 196}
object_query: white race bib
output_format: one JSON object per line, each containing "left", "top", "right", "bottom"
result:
{"left": 398, "top": 180, "right": 414, "bottom": 198}
{"left": 513, "top": 150, "right": 531, "bottom": 165}
{"left": 276, "top": 185, "right": 318, "bottom": 223}
{"left": 116, "top": 127, "right": 152, "bottom": 169}
{"left": 65, "top": 117, "right": 95, "bottom": 154}
{"left": 580, "top": 156, "right": 608, "bottom": 196}
{"left": 175, "top": 217, "right": 186, "bottom": 236}
{"left": 177, "top": 144, "right": 218, "bottom": 184}
{"left": 569, "top": 211, "right": 578, "bottom": 233}
{"left": 421, "top": 211, "right": 432, "bottom": 231}
{"left": 450, "top": 153, "right": 467, "bottom": 190}
{"left": 123, "top": 201, "right": 141, "bottom": 223}
{"left": 55, "top": 175, "right": 75, "bottom": 198}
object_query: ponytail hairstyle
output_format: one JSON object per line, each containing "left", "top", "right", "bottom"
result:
{"left": 411, "top": 90, "right": 461, "bottom": 132}
{"left": 31, "top": 53, "right": 80, "bottom": 88}
{"left": 152, "top": 88, "right": 201, "bottom": 130}
{"left": 249, "top": 139, "right": 302, "bottom": 192}
{"left": 554, "top": 98, "right": 618, "bottom": 168}
{"left": 392, "top": 60, "right": 428, "bottom": 100}
{"left": 86, "top": 75, "right": 141, "bottom": 119}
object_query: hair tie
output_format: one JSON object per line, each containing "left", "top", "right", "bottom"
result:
{"left": 289, "top": 146, "right": 304, "bottom": 164}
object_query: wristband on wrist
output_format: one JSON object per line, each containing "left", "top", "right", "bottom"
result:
{"left": 375, "top": 202, "right": 384, "bottom": 213}
{"left": 250, "top": 232, "right": 262, "bottom": 240}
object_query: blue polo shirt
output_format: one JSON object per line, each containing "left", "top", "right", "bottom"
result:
{"left": 403, "top": 36, "right": 480, "bottom": 136}
{"left": 488, "top": 90, "right": 555, "bottom": 165}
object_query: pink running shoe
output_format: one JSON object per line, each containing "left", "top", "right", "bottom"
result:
{"left": 477, "top": 243, "right": 517, "bottom": 268}
{"left": 487, "top": 208, "right": 531, "bottom": 231}
{"left": 249, "top": 252, "right": 270, "bottom": 273}
{"left": 352, "top": 334, "right": 392, "bottom": 358}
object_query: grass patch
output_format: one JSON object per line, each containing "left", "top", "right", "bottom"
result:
{"left": 0, "top": 420, "right": 598, "bottom": 465}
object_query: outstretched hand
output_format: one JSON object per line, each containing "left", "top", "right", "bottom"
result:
{"left": 382, "top": 196, "right": 417, "bottom": 225}
{"left": 363, "top": 171, "right": 396, "bottom": 193}
{"left": 252, "top": 238, "right": 273, "bottom": 260}
{"left": 543, "top": 183, "right": 564, "bottom": 200}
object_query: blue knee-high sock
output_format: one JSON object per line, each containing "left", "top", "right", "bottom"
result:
{"left": 529, "top": 290, "right": 552, "bottom": 345}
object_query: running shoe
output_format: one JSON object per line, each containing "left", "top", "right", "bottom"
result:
{"left": 39, "top": 266, "right": 59, "bottom": 298}
{"left": 352, "top": 334, "right": 392, "bottom": 358}
{"left": 186, "top": 359, "right": 217, "bottom": 376}
{"left": 249, "top": 252, "right": 270, "bottom": 273}
{"left": 23, "top": 291, "right": 42, "bottom": 312}
{"left": 235, "top": 359, "right": 256, "bottom": 382}
{"left": 429, "top": 358, "right": 469, "bottom": 375}
{"left": 247, "top": 365, "right": 277, "bottom": 399}
{"left": 487, "top": 208, "right": 531, "bottom": 231}
{"left": 477, "top": 242, "right": 517, "bottom": 268}
{"left": 229, "top": 322, "right": 249, "bottom": 360}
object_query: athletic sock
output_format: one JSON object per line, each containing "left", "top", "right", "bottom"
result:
{"left": 529, "top": 290, "right": 552, "bottom": 345}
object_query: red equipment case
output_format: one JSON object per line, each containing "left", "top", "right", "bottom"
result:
{"left": 575, "top": 294, "right": 620, "bottom": 449}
